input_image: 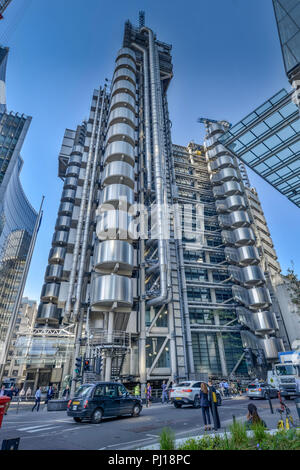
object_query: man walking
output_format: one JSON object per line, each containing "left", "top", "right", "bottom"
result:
{"left": 32, "top": 387, "right": 41, "bottom": 412}
{"left": 162, "top": 380, "right": 168, "bottom": 404}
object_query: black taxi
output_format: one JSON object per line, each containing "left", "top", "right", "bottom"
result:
{"left": 67, "top": 381, "right": 142, "bottom": 424}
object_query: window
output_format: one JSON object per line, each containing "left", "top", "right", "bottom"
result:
{"left": 192, "top": 382, "right": 201, "bottom": 388}
{"left": 117, "top": 385, "right": 127, "bottom": 397}
{"left": 94, "top": 385, "right": 105, "bottom": 397}
{"left": 104, "top": 384, "right": 117, "bottom": 398}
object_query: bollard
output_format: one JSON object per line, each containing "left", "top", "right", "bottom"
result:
{"left": 295, "top": 396, "right": 300, "bottom": 420}
{"left": 232, "top": 414, "right": 236, "bottom": 424}
{"left": 266, "top": 392, "right": 273, "bottom": 414}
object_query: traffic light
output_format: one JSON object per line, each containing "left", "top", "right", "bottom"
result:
{"left": 75, "top": 357, "right": 82, "bottom": 375}
{"left": 83, "top": 359, "right": 90, "bottom": 372}
{"left": 95, "top": 356, "right": 103, "bottom": 375}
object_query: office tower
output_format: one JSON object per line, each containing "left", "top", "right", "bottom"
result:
{"left": 2, "top": 298, "right": 36, "bottom": 384}
{"left": 35, "top": 18, "right": 287, "bottom": 389}
{"left": 273, "top": 0, "right": 300, "bottom": 83}
{"left": 0, "top": 46, "right": 39, "bottom": 376}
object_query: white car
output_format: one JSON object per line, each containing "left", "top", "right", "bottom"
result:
{"left": 170, "top": 381, "right": 222, "bottom": 408}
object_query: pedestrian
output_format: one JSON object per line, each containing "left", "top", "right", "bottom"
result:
{"left": 0, "top": 385, "right": 5, "bottom": 396}
{"left": 134, "top": 383, "right": 140, "bottom": 399}
{"left": 208, "top": 379, "right": 221, "bottom": 430}
{"left": 26, "top": 387, "right": 32, "bottom": 400}
{"left": 246, "top": 403, "right": 267, "bottom": 429}
{"left": 236, "top": 381, "right": 242, "bottom": 396}
{"left": 62, "top": 385, "right": 70, "bottom": 399}
{"left": 19, "top": 388, "right": 25, "bottom": 401}
{"left": 161, "top": 380, "right": 168, "bottom": 404}
{"left": 223, "top": 380, "right": 229, "bottom": 397}
{"left": 200, "top": 382, "right": 212, "bottom": 431}
{"left": 45, "top": 385, "right": 54, "bottom": 404}
{"left": 146, "top": 382, "right": 152, "bottom": 408}
{"left": 219, "top": 380, "right": 224, "bottom": 397}
{"left": 32, "top": 387, "right": 42, "bottom": 412}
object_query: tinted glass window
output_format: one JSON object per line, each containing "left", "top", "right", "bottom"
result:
{"left": 117, "top": 385, "right": 127, "bottom": 397}
{"left": 104, "top": 384, "right": 117, "bottom": 398}
{"left": 193, "top": 382, "right": 201, "bottom": 388}
{"left": 94, "top": 385, "right": 105, "bottom": 397}
{"left": 74, "top": 385, "right": 94, "bottom": 397}
{"left": 177, "top": 382, "right": 191, "bottom": 387}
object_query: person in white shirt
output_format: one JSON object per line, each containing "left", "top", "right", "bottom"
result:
{"left": 32, "top": 387, "right": 41, "bottom": 412}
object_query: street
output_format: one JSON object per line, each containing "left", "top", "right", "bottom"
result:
{"left": 0, "top": 395, "right": 297, "bottom": 450}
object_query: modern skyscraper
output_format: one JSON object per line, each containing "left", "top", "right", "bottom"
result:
{"left": 0, "top": 46, "right": 40, "bottom": 378}
{"left": 273, "top": 0, "right": 300, "bottom": 83}
{"left": 34, "top": 17, "right": 288, "bottom": 390}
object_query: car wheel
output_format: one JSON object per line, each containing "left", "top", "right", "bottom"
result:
{"left": 73, "top": 417, "right": 82, "bottom": 423}
{"left": 174, "top": 402, "right": 182, "bottom": 408}
{"left": 131, "top": 404, "right": 141, "bottom": 417}
{"left": 193, "top": 395, "right": 200, "bottom": 408}
{"left": 91, "top": 408, "right": 103, "bottom": 424}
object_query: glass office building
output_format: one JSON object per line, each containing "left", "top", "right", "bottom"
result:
{"left": 219, "top": 89, "right": 300, "bottom": 208}
{"left": 273, "top": 0, "right": 300, "bottom": 82}
{"left": 0, "top": 46, "right": 38, "bottom": 369}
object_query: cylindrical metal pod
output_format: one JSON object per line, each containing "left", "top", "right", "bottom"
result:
{"left": 90, "top": 274, "right": 133, "bottom": 312}
{"left": 48, "top": 247, "right": 66, "bottom": 265}
{"left": 93, "top": 240, "right": 134, "bottom": 275}
{"left": 102, "top": 161, "right": 135, "bottom": 189}
{"left": 58, "top": 202, "right": 73, "bottom": 217}
{"left": 41, "top": 283, "right": 60, "bottom": 303}
{"left": 61, "top": 189, "right": 76, "bottom": 203}
{"left": 36, "top": 303, "right": 59, "bottom": 325}
{"left": 52, "top": 231, "right": 69, "bottom": 246}
{"left": 45, "top": 264, "right": 63, "bottom": 282}
{"left": 55, "top": 216, "right": 71, "bottom": 231}
{"left": 104, "top": 141, "right": 135, "bottom": 167}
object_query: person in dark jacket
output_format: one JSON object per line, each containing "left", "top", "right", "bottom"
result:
{"left": 62, "top": 385, "right": 70, "bottom": 399}
{"left": 208, "top": 379, "right": 221, "bottom": 430}
{"left": 200, "top": 382, "right": 212, "bottom": 431}
{"left": 45, "top": 385, "right": 54, "bottom": 404}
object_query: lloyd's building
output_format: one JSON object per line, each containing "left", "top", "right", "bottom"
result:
{"left": 31, "top": 17, "right": 289, "bottom": 390}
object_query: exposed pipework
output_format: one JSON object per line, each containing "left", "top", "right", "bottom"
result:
{"left": 70, "top": 87, "right": 107, "bottom": 323}
{"left": 141, "top": 27, "right": 170, "bottom": 307}
{"left": 131, "top": 43, "right": 152, "bottom": 193}
{"left": 63, "top": 89, "right": 102, "bottom": 323}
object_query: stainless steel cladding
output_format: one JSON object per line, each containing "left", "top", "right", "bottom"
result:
{"left": 218, "top": 211, "right": 251, "bottom": 229}
{"left": 48, "top": 247, "right": 66, "bottom": 264}
{"left": 248, "top": 287, "right": 272, "bottom": 309}
{"left": 115, "top": 57, "right": 136, "bottom": 72}
{"left": 93, "top": 240, "right": 134, "bottom": 275}
{"left": 113, "top": 67, "right": 136, "bottom": 84}
{"left": 111, "top": 79, "right": 136, "bottom": 98}
{"left": 106, "top": 123, "right": 135, "bottom": 146}
{"left": 55, "top": 216, "right": 71, "bottom": 231}
{"left": 229, "top": 265, "right": 265, "bottom": 287}
{"left": 45, "top": 264, "right": 63, "bottom": 281}
{"left": 41, "top": 283, "right": 60, "bottom": 302}
{"left": 64, "top": 177, "right": 78, "bottom": 190}
{"left": 102, "top": 161, "right": 135, "bottom": 189}
{"left": 221, "top": 227, "right": 256, "bottom": 246}
{"left": 96, "top": 210, "right": 136, "bottom": 240}
{"left": 68, "top": 154, "right": 82, "bottom": 166}
{"left": 36, "top": 303, "right": 59, "bottom": 325}
{"left": 107, "top": 107, "right": 136, "bottom": 128}
{"left": 252, "top": 311, "right": 279, "bottom": 334}
{"left": 210, "top": 155, "right": 236, "bottom": 171}
{"left": 58, "top": 202, "right": 73, "bottom": 217}
{"left": 110, "top": 93, "right": 136, "bottom": 113}
{"left": 211, "top": 168, "right": 239, "bottom": 185}
{"left": 260, "top": 337, "right": 284, "bottom": 360}
{"left": 61, "top": 189, "right": 76, "bottom": 203}
{"left": 66, "top": 165, "right": 80, "bottom": 178}
{"left": 90, "top": 274, "right": 133, "bottom": 311}
{"left": 104, "top": 141, "right": 135, "bottom": 166}
{"left": 101, "top": 183, "right": 134, "bottom": 209}
{"left": 52, "top": 231, "right": 69, "bottom": 246}
{"left": 207, "top": 144, "right": 232, "bottom": 159}
{"left": 213, "top": 181, "right": 243, "bottom": 198}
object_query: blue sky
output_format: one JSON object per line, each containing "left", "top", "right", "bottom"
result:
{"left": 1, "top": 0, "right": 299, "bottom": 301}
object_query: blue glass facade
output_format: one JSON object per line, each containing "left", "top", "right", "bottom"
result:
{"left": 219, "top": 89, "right": 300, "bottom": 208}
{"left": 273, "top": 0, "right": 300, "bottom": 81}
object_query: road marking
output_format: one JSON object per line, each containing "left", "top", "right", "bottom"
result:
{"left": 98, "top": 437, "right": 155, "bottom": 450}
{"left": 27, "top": 426, "right": 59, "bottom": 433}
{"left": 146, "top": 434, "right": 159, "bottom": 437}
{"left": 17, "top": 424, "right": 58, "bottom": 431}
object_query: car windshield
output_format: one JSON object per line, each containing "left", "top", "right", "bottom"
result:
{"left": 276, "top": 365, "right": 297, "bottom": 376}
{"left": 74, "top": 384, "right": 94, "bottom": 398}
